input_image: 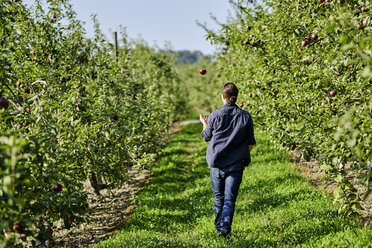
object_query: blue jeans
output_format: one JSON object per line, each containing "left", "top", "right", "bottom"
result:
{"left": 210, "top": 162, "right": 244, "bottom": 235}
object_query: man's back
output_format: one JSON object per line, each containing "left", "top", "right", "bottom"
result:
{"left": 201, "top": 103, "right": 256, "bottom": 169}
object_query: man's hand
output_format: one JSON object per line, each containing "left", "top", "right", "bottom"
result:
{"left": 199, "top": 114, "right": 208, "bottom": 124}
{"left": 200, "top": 114, "right": 208, "bottom": 131}
{"left": 248, "top": 145, "right": 254, "bottom": 153}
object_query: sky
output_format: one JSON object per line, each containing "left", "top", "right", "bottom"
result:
{"left": 22, "top": 0, "right": 235, "bottom": 55}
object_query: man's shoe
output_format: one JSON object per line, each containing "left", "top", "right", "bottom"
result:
{"left": 218, "top": 228, "right": 230, "bottom": 239}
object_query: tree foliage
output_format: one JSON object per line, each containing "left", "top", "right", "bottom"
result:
{"left": 0, "top": 0, "right": 187, "bottom": 246}
{"left": 205, "top": 0, "right": 371, "bottom": 219}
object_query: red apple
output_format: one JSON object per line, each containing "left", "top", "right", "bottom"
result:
{"left": 321, "top": 102, "right": 326, "bottom": 108}
{"left": 13, "top": 224, "right": 24, "bottom": 234}
{"left": 53, "top": 183, "right": 62, "bottom": 193}
{"left": 0, "top": 98, "right": 9, "bottom": 109}
{"left": 239, "top": 103, "right": 243, "bottom": 108}
{"left": 246, "top": 25, "right": 251, "bottom": 30}
{"left": 199, "top": 69, "right": 206, "bottom": 75}
{"left": 356, "top": 24, "right": 362, "bottom": 30}
{"left": 363, "top": 20, "right": 367, "bottom": 27}
{"left": 330, "top": 90, "right": 336, "bottom": 97}
{"left": 89, "top": 235, "right": 95, "bottom": 241}
{"left": 248, "top": 93, "right": 253, "bottom": 97}
{"left": 245, "top": 102, "right": 249, "bottom": 106}
{"left": 301, "top": 41, "right": 307, "bottom": 47}
{"left": 311, "top": 34, "right": 318, "bottom": 41}
{"left": 361, "top": 6, "right": 366, "bottom": 12}
{"left": 243, "top": 40, "right": 249, "bottom": 45}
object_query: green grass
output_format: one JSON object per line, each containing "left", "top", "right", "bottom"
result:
{"left": 96, "top": 123, "right": 372, "bottom": 248}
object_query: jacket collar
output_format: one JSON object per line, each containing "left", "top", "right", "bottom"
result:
{"left": 222, "top": 103, "right": 237, "bottom": 109}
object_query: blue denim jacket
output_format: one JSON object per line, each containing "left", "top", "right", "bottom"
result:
{"left": 201, "top": 103, "right": 256, "bottom": 169}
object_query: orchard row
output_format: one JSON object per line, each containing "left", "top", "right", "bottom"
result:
{"left": 204, "top": 0, "right": 371, "bottom": 219}
{"left": 0, "top": 0, "right": 187, "bottom": 247}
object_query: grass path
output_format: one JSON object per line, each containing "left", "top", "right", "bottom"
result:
{"left": 96, "top": 123, "right": 372, "bottom": 248}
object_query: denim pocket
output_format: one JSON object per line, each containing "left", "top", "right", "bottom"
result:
{"left": 211, "top": 167, "right": 222, "bottom": 179}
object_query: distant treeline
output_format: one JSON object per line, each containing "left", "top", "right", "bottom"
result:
{"left": 159, "top": 49, "right": 212, "bottom": 64}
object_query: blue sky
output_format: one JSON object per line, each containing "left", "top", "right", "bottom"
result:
{"left": 22, "top": 0, "right": 235, "bottom": 55}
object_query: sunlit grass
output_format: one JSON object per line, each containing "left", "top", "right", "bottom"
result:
{"left": 96, "top": 124, "right": 372, "bottom": 248}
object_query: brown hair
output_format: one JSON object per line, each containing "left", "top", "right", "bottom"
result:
{"left": 221, "top": 83, "right": 238, "bottom": 104}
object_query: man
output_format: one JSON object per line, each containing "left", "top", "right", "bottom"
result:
{"left": 200, "top": 82, "right": 256, "bottom": 238}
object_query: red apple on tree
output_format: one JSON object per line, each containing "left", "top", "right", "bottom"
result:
{"left": 311, "top": 34, "right": 318, "bottom": 41}
{"left": 53, "top": 183, "right": 63, "bottom": 193}
{"left": 0, "top": 98, "right": 9, "bottom": 109}
{"left": 13, "top": 224, "right": 25, "bottom": 234}
{"left": 330, "top": 90, "right": 336, "bottom": 97}
{"left": 199, "top": 69, "right": 206, "bottom": 75}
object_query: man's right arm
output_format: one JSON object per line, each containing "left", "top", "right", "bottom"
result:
{"left": 201, "top": 112, "right": 214, "bottom": 142}
{"left": 246, "top": 114, "right": 256, "bottom": 151}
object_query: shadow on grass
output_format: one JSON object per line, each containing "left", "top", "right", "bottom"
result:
{"left": 122, "top": 123, "right": 213, "bottom": 233}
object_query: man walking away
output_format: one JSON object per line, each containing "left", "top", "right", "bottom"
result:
{"left": 200, "top": 82, "right": 256, "bottom": 238}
